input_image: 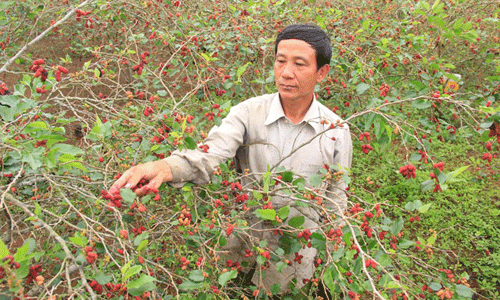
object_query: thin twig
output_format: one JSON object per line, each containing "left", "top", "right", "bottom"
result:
{"left": 0, "top": 0, "right": 95, "bottom": 74}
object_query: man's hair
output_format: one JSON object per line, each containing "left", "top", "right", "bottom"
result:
{"left": 274, "top": 23, "right": 332, "bottom": 70}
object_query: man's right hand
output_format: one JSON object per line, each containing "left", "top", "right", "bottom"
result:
{"left": 108, "top": 160, "right": 173, "bottom": 197}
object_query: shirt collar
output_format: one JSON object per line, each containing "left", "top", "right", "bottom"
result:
{"left": 264, "top": 93, "right": 286, "bottom": 126}
{"left": 265, "top": 93, "right": 323, "bottom": 133}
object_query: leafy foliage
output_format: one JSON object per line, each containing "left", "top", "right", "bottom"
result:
{"left": 0, "top": 0, "right": 499, "bottom": 299}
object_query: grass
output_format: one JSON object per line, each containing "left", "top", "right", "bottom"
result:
{"left": 350, "top": 133, "right": 500, "bottom": 298}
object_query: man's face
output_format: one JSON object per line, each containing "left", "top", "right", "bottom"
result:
{"left": 274, "top": 39, "right": 329, "bottom": 104}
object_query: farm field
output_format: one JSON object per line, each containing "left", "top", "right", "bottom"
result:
{"left": 0, "top": 0, "right": 499, "bottom": 299}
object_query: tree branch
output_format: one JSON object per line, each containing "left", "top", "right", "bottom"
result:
{"left": 0, "top": 0, "right": 95, "bottom": 74}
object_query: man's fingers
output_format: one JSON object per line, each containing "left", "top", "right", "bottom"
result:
{"left": 109, "top": 171, "right": 132, "bottom": 192}
{"left": 109, "top": 166, "right": 146, "bottom": 194}
{"left": 135, "top": 179, "right": 161, "bottom": 197}
{"left": 108, "top": 160, "right": 171, "bottom": 197}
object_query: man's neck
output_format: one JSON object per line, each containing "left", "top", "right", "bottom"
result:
{"left": 280, "top": 95, "right": 314, "bottom": 124}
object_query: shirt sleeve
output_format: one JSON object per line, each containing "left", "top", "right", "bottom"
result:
{"left": 324, "top": 125, "right": 353, "bottom": 214}
{"left": 164, "top": 103, "right": 248, "bottom": 186}
{"left": 335, "top": 125, "right": 353, "bottom": 170}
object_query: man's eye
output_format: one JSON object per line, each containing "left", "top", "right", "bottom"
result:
{"left": 276, "top": 60, "right": 286, "bottom": 64}
{"left": 296, "top": 62, "right": 305, "bottom": 66}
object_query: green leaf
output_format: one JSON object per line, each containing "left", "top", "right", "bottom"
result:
{"left": 127, "top": 274, "right": 156, "bottom": 296}
{"left": 263, "top": 168, "right": 271, "bottom": 193}
{"left": 356, "top": 83, "right": 370, "bottom": 95}
{"left": 421, "top": 179, "right": 435, "bottom": 192}
{"left": 219, "top": 234, "right": 227, "bottom": 247}
{"left": 427, "top": 233, "right": 437, "bottom": 246}
{"left": 276, "top": 261, "right": 287, "bottom": 273}
{"left": 52, "top": 144, "right": 85, "bottom": 156}
{"left": 87, "top": 115, "right": 103, "bottom": 140}
{"left": 0, "top": 96, "right": 36, "bottom": 121}
{"left": 179, "top": 279, "right": 204, "bottom": 291}
{"left": 288, "top": 216, "right": 305, "bottom": 228}
{"left": 69, "top": 233, "right": 88, "bottom": 247}
{"left": 271, "top": 283, "right": 281, "bottom": 295}
{"left": 293, "top": 178, "right": 306, "bottom": 191}
{"left": 374, "top": 116, "right": 387, "bottom": 140}
{"left": 389, "top": 217, "right": 404, "bottom": 235}
{"left": 398, "top": 240, "right": 415, "bottom": 249}
{"left": 34, "top": 202, "right": 42, "bottom": 216}
{"left": 57, "top": 154, "right": 88, "bottom": 171}
{"left": 123, "top": 265, "right": 142, "bottom": 281}
{"left": 200, "top": 52, "right": 218, "bottom": 62}
{"left": 189, "top": 270, "right": 205, "bottom": 282}
{"left": 15, "top": 260, "right": 30, "bottom": 279}
{"left": 184, "top": 136, "right": 197, "bottom": 150}
{"left": 379, "top": 274, "right": 399, "bottom": 288}
{"left": 277, "top": 206, "right": 290, "bottom": 220}
{"left": 429, "top": 282, "right": 442, "bottom": 291}
{"left": 446, "top": 166, "right": 469, "bottom": 182}
{"left": 41, "top": 135, "right": 67, "bottom": 148}
{"left": 137, "top": 239, "right": 148, "bottom": 252}
{"left": 121, "top": 259, "right": 133, "bottom": 276}
{"left": 323, "top": 267, "right": 337, "bottom": 291}
{"left": 95, "top": 272, "right": 112, "bottom": 285}
{"left": 364, "top": 113, "right": 377, "bottom": 131}
{"left": 309, "top": 174, "right": 323, "bottom": 187}
{"left": 253, "top": 190, "right": 263, "bottom": 200}
{"left": 21, "top": 148, "right": 44, "bottom": 171}
{"left": 256, "top": 255, "right": 266, "bottom": 265}
{"left": 255, "top": 209, "right": 276, "bottom": 220}
{"left": 412, "top": 99, "right": 432, "bottom": 109}
{"left": 282, "top": 170, "right": 293, "bottom": 182}
{"left": 25, "top": 121, "right": 48, "bottom": 131}
{"left": 310, "top": 233, "right": 326, "bottom": 251}
{"left": 13, "top": 242, "right": 30, "bottom": 262}
{"left": 0, "top": 239, "right": 10, "bottom": 258}
{"left": 438, "top": 172, "right": 447, "bottom": 184}
{"left": 120, "top": 188, "right": 137, "bottom": 205}
{"left": 377, "top": 253, "right": 392, "bottom": 267}
{"left": 218, "top": 269, "right": 237, "bottom": 286}
{"left": 133, "top": 232, "right": 149, "bottom": 246}
{"left": 418, "top": 203, "right": 432, "bottom": 213}
{"left": 278, "top": 234, "right": 301, "bottom": 254}
{"left": 236, "top": 62, "right": 252, "bottom": 82}
{"left": 404, "top": 200, "right": 422, "bottom": 211}
{"left": 455, "top": 284, "right": 473, "bottom": 298}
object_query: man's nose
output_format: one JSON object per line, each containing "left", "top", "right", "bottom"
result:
{"left": 281, "top": 63, "right": 294, "bottom": 78}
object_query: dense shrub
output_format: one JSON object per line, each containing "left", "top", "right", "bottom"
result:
{"left": 0, "top": 0, "right": 499, "bottom": 299}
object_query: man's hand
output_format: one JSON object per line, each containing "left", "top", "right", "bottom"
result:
{"left": 108, "top": 160, "right": 173, "bottom": 197}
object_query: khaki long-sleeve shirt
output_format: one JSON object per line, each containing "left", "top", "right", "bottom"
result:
{"left": 165, "top": 93, "right": 352, "bottom": 213}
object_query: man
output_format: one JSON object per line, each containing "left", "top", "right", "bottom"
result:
{"left": 110, "top": 23, "right": 352, "bottom": 295}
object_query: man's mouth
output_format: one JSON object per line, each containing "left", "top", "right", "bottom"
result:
{"left": 280, "top": 84, "right": 296, "bottom": 90}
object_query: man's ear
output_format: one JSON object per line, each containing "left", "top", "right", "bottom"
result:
{"left": 316, "top": 64, "right": 330, "bottom": 83}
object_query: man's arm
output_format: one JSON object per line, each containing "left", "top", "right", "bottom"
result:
{"left": 108, "top": 99, "right": 252, "bottom": 195}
